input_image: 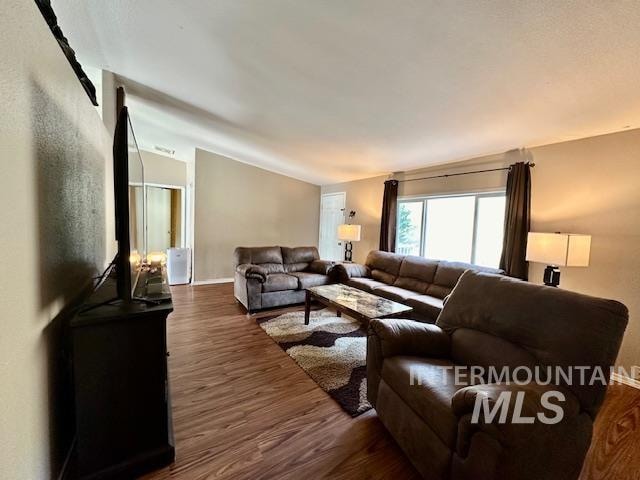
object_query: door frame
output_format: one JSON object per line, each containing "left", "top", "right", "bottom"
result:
{"left": 130, "top": 182, "right": 187, "bottom": 249}
{"left": 319, "top": 191, "right": 346, "bottom": 260}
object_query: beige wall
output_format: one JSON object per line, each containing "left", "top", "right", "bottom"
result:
{"left": 0, "top": 1, "right": 114, "bottom": 478}
{"left": 527, "top": 130, "right": 640, "bottom": 373}
{"left": 321, "top": 175, "right": 387, "bottom": 264}
{"left": 194, "top": 149, "right": 320, "bottom": 280}
{"left": 137, "top": 150, "right": 187, "bottom": 187}
{"left": 322, "top": 129, "right": 640, "bottom": 372}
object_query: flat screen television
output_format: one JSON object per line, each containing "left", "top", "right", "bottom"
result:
{"left": 113, "top": 106, "right": 145, "bottom": 302}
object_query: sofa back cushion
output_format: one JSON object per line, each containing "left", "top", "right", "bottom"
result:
{"left": 425, "top": 261, "right": 503, "bottom": 299}
{"left": 394, "top": 256, "right": 439, "bottom": 293}
{"left": 437, "top": 270, "right": 629, "bottom": 417}
{"left": 282, "top": 246, "right": 320, "bottom": 272}
{"left": 233, "top": 246, "right": 285, "bottom": 274}
{"left": 365, "top": 250, "right": 404, "bottom": 285}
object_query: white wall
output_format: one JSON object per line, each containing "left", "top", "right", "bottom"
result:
{"left": 194, "top": 149, "right": 320, "bottom": 281}
{"left": 0, "top": 2, "right": 114, "bottom": 478}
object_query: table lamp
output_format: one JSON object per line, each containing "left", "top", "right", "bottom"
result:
{"left": 525, "top": 232, "right": 591, "bottom": 287}
{"left": 337, "top": 224, "right": 361, "bottom": 262}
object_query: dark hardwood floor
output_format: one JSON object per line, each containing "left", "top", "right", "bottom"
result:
{"left": 142, "top": 283, "right": 640, "bottom": 480}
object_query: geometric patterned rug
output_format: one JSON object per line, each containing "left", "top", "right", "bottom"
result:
{"left": 257, "top": 309, "right": 372, "bottom": 416}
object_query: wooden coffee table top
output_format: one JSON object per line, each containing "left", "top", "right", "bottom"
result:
{"left": 307, "top": 283, "right": 413, "bottom": 320}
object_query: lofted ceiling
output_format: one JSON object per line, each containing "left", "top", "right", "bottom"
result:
{"left": 54, "top": 0, "right": 640, "bottom": 185}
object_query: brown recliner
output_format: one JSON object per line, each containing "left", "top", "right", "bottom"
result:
{"left": 367, "top": 270, "right": 628, "bottom": 480}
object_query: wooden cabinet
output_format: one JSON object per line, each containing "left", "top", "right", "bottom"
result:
{"left": 69, "top": 275, "right": 174, "bottom": 479}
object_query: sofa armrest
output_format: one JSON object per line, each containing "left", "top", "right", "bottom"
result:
{"left": 333, "top": 262, "right": 370, "bottom": 282}
{"left": 308, "top": 259, "right": 334, "bottom": 275}
{"left": 450, "top": 383, "right": 590, "bottom": 479}
{"left": 367, "top": 319, "right": 450, "bottom": 408}
{"left": 368, "top": 318, "right": 451, "bottom": 359}
{"left": 452, "top": 382, "right": 581, "bottom": 447}
{"left": 235, "top": 263, "right": 268, "bottom": 283}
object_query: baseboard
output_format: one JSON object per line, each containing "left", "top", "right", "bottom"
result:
{"left": 192, "top": 278, "right": 234, "bottom": 286}
{"left": 610, "top": 372, "right": 640, "bottom": 390}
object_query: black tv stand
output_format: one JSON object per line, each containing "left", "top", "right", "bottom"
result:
{"left": 69, "top": 268, "right": 174, "bottom": 479}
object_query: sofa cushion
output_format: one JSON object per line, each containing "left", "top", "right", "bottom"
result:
{"left": 262, "top": 273, "right": 299, "bottom": 293}
{"left": 426, "top": 261, "right": 504, "bottom": 299}
{"left": 261, "top": 289, "right": 306, "bottom": 309}
{"left": 372, "top": 285, "right": 423, "bottom": 303}
{"left": 371, "top": 269, "right": 396, "bottom": 285}
{"left": 366, "top": 250, "right": 404, "bottom": 284}
{"left": 346, "top": 277, "right": 388, "bottom": 293}
{"left": 289, "top": 272, "right": 330, "bottom": 289}
{"left": 234, "top": 246, "right": 285, "bottom": 274}
{"left": 405, "top": 295, "right": 444, "bottom": 321}
{"left": 393, "top": 277, "right": 431, "bottom": 294}
{"left": 393, "top": 256, "right": 439, "bottom": 293}
{"left": 382, "top": 356, "right": 467, "bottom": 448}
{"left": 234, "top": 246, "right": 282, "bottom": 265}
{"left": 425, "top": 284, "right": 453, "bottom": 299}
{"left": 282, "top": 246, "right": 320, "bottom": 272}
{"left": 307, "top": 260, "right": 334, "bottom": 275}
{"left": 426, "top": 261, "right": 468, "bottom": 296}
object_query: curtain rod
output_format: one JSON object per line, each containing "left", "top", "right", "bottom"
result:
{"left": 397, "top": 162, "right": 535, "bottom": 183}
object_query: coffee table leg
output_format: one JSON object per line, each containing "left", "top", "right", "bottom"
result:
{"left": 304, "top": 290, "right": 311, "bottom": 325}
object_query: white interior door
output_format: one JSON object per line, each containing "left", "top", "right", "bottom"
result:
{"left": 319, "top": 192, "right": 346, "bottom": 261}
{"left": 146, "top": 186, "right": 172, "bottom": 253}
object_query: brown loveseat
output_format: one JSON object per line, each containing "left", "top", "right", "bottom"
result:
{"left": 368, "top": 270, "right": 628, "bottom": 480}
{"left": 333, "top": 250, "right": 503, "bottom": 322}
{"left": 233, "top": 246, "right": 334, "bottom": 312}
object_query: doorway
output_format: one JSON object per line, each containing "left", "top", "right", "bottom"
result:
{"left": 147, "top": 185, "right": 184, "bottom": 253}
{"left": 319, "top": 192, "right": 346, "bottom": 261}
{"left": 129, "top": 183, "right": 185, "bottom": 256}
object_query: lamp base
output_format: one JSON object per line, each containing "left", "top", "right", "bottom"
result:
{"left": 344, "top": 242, "right": 353, "bottom": 262}
{"left": 543, "top": 265, "right": 561, "bottom": 287}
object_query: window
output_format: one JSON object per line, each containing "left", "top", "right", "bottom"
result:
{"left": 396, "top": 192, "right": 506, "bottom": 268}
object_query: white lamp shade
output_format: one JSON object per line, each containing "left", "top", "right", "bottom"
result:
{"left": 566, "top": 234, "right": 591, "bottom": 267}
{"left": 337, "top": 224, "right": 361, "bottom": 242}
{"left": 526, "top": 232, "right": 591, "bottom": 267}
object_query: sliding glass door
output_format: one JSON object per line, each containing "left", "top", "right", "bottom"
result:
{"left": 396, "top": 192, "right": 506, "bottom": 268}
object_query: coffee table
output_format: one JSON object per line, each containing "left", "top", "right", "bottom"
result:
{"left": 304, "top": 283, "right": 413, "bottom": 325}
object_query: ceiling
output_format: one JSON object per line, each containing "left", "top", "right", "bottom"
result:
{"left": 54, "top": 0, "right": 640, "bottom": 185}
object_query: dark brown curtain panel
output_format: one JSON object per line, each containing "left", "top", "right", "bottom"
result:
{"left": 379, "top": 180, "right": 399, "bottom": 252}
{"left": 499, "top": 162, "right": 531, "bottom": 279}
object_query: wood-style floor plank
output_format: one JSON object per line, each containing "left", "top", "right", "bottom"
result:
{"left": 579, "top": 383, "right": 640, "bottom": 480}
{"left": 141, "top": 283, "right": 419, "bottom": 480}
{"left": 141, "top": 283, "right": 640, "bottom": 480}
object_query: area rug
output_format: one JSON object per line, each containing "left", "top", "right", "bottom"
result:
{"left": 257, "top": 309, "right": 371, "bottom": 416}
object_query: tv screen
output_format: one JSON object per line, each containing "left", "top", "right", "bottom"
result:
{"left": 127, "top": 116, "right": 145, "bottom": 292}
{"left": 113, "top": 107, "right": 145, "bottom": 301}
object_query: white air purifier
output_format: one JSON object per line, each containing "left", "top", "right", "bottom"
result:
{"left": 167, "top": 248, "right": 191, "bottom": 285}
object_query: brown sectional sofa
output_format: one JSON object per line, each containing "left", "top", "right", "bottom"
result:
{"left": 367, "top": 270, "right": 629, "bottom": 480}
{"left": 333, "top": 250, "right": 504, "bottom": 322}
{"left": 233, "top": 246, "right": 334, "bottom": 312}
